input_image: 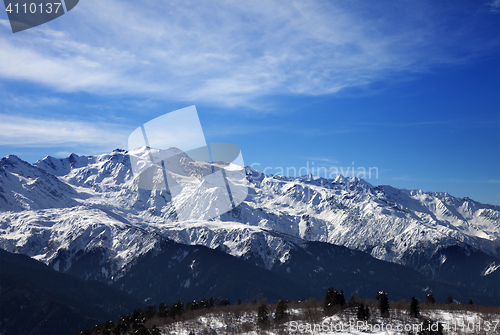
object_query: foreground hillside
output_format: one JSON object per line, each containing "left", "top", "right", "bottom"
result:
{"left": 0, "top": 249, "right": 141, "bottom": 335}
{"left": 82, "top": 298, "right": 500, "bottom": 335}
{"left": 159, "top": 308, "right": 499, "bottom": 335}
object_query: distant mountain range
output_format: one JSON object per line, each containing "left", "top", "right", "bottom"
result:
{"left": 1, "top": 148, "right": 499, "bottom": 315}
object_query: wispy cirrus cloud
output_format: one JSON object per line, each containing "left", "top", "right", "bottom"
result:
{"left": 489, "top": 0, "right": 500, "bottom": 12}
{"left": 306, "top": 157, "right": 340, "bottom": 165}
{"left": 0, "top": 114, "right": 131, "bottom": 149}
{"left": 1, "top": 93, "right": 65, "bottom": 108}
{"left": 352, "top": 120, "right": 500, "bottom": 129}
{"left": 0, "top": 0, "right": 497, "bottom": 107}
{"left": 393, "top": 176, "right": 500, "bottom": 185}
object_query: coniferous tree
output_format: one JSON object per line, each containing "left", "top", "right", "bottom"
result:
{"left": 357, "top": 303, "right": 364, "bottom": 320}
{"left": 324, "top": 287, "right": 346, "bottom": 314}
{"left": 275, "top": 299, "right": 287, "bottom": 322}
{"left": 376, "top": 291, "right": 390, "bottom": 318}
{"left": 169, "top": 301, "right": 183, "bottom": 319}
{"left": 357, "top": 303, "right": 367, "bottom": 321}
{"left": 356, "top": 303, "right": 370, "bottom": 321}
{"left": 468, "top": 299, "right": 473, "bottom": 305}
{"left": 324, "top": 287, "right": 335, "bottom": 311}
{"left": 157, "top": 303, "right": 168, "bottom": 318}
{"left": 409, "top": 297, "right": 420, "bottom": 318}
{"left": 144, "top": 304, "right": 157, "bottom": 319}
{"left": 257, "top": 303, "right": 269, "bottom": 324}
{"left": 218, "top": 298, "right": 230, "bottom": 306}
{"left": 446, "top": 295, "right": 454, "bottom": 304}
{"left": 339, "top": 289, "right": 346, "bottom": 307}
{"left": 425, "top": 293, "right": 435, "bottom": 304}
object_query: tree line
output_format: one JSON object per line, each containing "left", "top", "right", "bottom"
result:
{"left": 78, "top": 297, "right": 231, "bottom": 335}
{"left": 77, "top": 289, "right": 479, "bottom": 335}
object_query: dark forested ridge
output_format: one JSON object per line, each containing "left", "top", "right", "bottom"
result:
{"left": 0, "top": 249, "right": 142, "bottom": 335}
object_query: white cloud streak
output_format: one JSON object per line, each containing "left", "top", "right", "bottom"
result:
{"left": 0, "top": 114, "right": 131, "bottom": 149}
{"left": 0, "top": 0, "right": 497, "bottom": 107}
{"left": 490, "top": 0, "right": 500, "bottom": 12}
{"left": 306, "top": 157, "right": 340, "bottom": 165}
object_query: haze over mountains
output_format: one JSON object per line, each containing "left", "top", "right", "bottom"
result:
{"left": 0, "top": 148, "right": 499, "bottom": 308}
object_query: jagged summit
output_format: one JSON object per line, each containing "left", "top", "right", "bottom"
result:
{"left": 0, "top": 154, "right": 78, "bottom": 211}
{"left": 333, "top": 173, "right": 347, "bottom": 184}
{"left": 2, "top": 154, "right": 21, "bottom": 161}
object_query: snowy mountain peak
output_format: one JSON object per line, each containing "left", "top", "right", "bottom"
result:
{"left": 0, "top": 155, "right": 78, "bottom": 211}
{"left": 128, "top": 146, "right": 185, "bottom": 157}
{"left": 3, "top": 154, "right": 21, "bottom": 161}
{"left": 1, "top": 149, "right": 499, "bottom": 300}
{"left": 0, "top": 155, "right": 29, "bottom": 168}
{"left": 333, "top": 174, "right": 347, "bottom": 184}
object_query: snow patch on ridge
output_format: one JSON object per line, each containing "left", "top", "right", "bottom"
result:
{"left": 481, "top": 262, "right": 500, "bottom": 276}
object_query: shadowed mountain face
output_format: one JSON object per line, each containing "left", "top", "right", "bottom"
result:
{"left": 0, "top": 150, "right": 499, "bottom": 308}
{"left": 110, "top": 234, "right": 500, "bottom": 305}
{"left": 111, "top": 239, "right": 314, "bottom": 304}
{"left": 0, "top": 249, "right": 142, "bottom": 335}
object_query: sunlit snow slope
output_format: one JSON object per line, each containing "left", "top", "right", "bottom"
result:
{"left": 0, "top": 149, "right": 499, "bottom": 296}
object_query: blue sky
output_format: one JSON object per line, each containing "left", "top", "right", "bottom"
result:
{"left": 0, "top": 0, "right": 499, "bottom": 205}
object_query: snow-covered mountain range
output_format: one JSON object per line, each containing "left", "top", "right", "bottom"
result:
{"left": 0, "top": 148, "right": 499, "bottom": 303}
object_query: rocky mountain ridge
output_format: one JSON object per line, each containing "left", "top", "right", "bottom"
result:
{"left": 0, "top": 149, "right": 498, "bottom": 303}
